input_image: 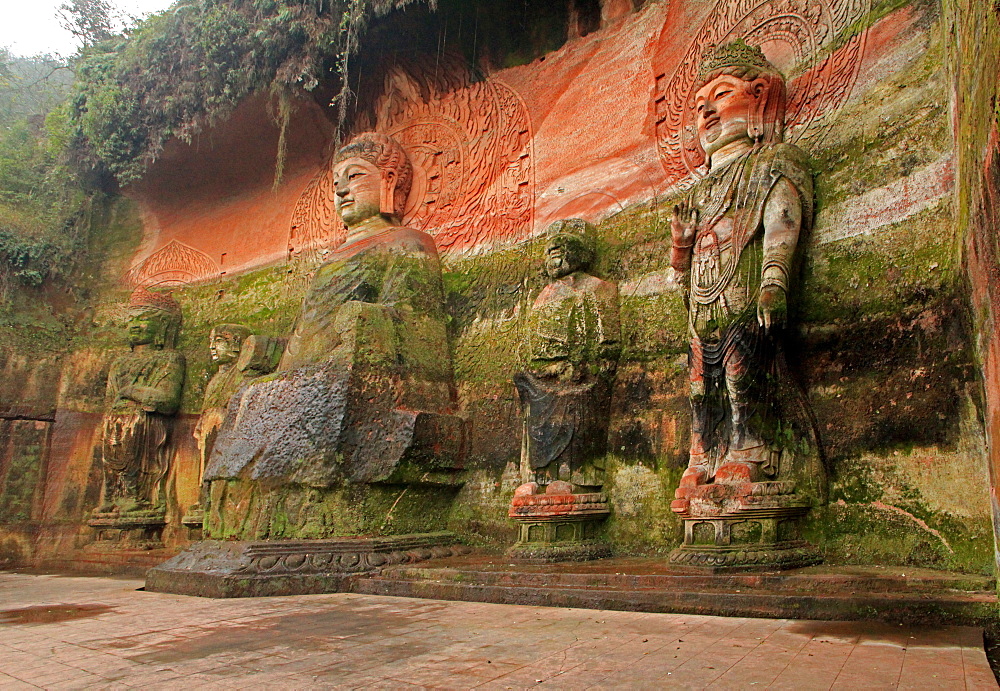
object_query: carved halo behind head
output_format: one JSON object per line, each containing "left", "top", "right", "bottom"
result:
{"left": 334, "top": 132, "right": 414, "bottom": 219}
{"left": 695, "top": 39, "right": 787, "bottom": 148}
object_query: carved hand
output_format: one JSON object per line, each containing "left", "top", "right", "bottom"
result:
{"left": 671, "top": 202, "right": 698, "bottom": 249}
{"left": 757, "top": 284, "right": 787, "bottom": 331}
{"left": 671, "top": 202, "right": 698, "bottom": 273}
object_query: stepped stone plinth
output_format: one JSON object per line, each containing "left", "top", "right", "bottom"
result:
{"left": 507, "top": 482, "right": 611, "bottom": 562}
{"left": 146, "top": 531, "right": 469, "bottom": 598}
{"left": 669, "top": 480, "right": 822, "bottom": 572}
{"left": 86, "top": 508, "right": 167, "bottom": 551}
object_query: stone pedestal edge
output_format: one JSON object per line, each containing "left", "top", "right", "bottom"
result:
{"left": 668, "top": 541, "right": 822, "bottom": 573}
{"left": 146, "top": 531, "right": 467, "bottom": 598}
{"left": 506, "top": 540, "right": 612, "bottom": 564}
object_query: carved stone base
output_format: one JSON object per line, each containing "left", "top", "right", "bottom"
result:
{"left": 507, "top": 538, "right": 611, "bottom": 563}
{"left": 668, "top": 516, "right": 822, "bottom": 572}
{"left": 86, "top": 509, "right": 167, "bottom": 550}
{"left": 670, "top": 481, "right": 821, "bottom": 572}
{"left": 180, "top": 507, "right": 204, "bottom": 529}
{"left": 146, "top": 531, "right": 469, "bottom": 597}
{"left": 668, "top": 511, "right": 822, "bottom": 572}
{"left": 507, "top": 483, "right": 611, "bottom": 563}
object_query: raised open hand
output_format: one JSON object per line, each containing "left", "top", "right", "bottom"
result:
{"left": 671, "top": 201, "right": 698, "bottom": 250}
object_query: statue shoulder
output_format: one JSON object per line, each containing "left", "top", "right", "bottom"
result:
{"left": 577, "top": 273, "right": 618, "bottom": 299}
{"left": 383, "top": 226, "right": 441, "bottom": 259}
{"left": 763, "top": 143, "right": 811, "bottom": 178}
{"left": 157, "top": 349, "right": 186, "bottom": 369}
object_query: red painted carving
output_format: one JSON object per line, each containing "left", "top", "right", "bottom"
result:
{"left": 121, "top": 239, "right": 220, "bottom": 289}
{"left": 288, "top": 53, "right": 534, "bottom": 260}
{"left": 652, "top": 0, "right": 871, "bottom": 184}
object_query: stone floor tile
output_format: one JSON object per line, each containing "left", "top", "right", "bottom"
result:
{"left": 963, "top": 646, "right": 1000, "bottom": 690}
{"left": 0, "top": 572, "right": 996, "bottom": 690}
{"left": 0, "top": 672, "right": 42, "bottom": 690}
{"left": 43, "top": 673, "right": 110, "bottom": 690}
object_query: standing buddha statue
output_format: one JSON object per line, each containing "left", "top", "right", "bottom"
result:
{"left": 668, "top": 39, "right": 825, "bottom": 569}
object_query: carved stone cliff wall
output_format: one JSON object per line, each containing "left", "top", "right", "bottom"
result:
{"left": 0, "top": 0, "right": 995, "bottom": 574}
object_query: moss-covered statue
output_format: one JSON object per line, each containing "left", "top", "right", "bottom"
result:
{"left": 515, "top": 220, "right": 620, "bottom": 489}
{"left": 184, "top": 324, "right": 282, "bottom": 524}
{"left": 507, "top": 220, "right": 620, "bottom": 562}
{"left": 669, "top": 40, "right": 825, "bottom": 569}
{"left": 203, "top": 132, "right": 462, "bottom": 539}
{"left": 98, "top": 288, "right": 186, "bottom": 514}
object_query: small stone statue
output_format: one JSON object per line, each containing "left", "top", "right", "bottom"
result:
{"left": 515, "top": 220, "right": 621, "bottom": 489}
{"left": 194, "top": 324, "right": 283, "bottom": 482}
{"left": 98, "top": 288, "right": 186, "bottom": 514}
{"left": 185, "top": 324, "right": 282, "bottom": 524}
{"left": 194, "top": 324, "right": 253, "bottom": 479}
{"left": 669, "top": 39, "right": 824, "bottom": 569}
{"left": 508, "top": 220, "right": 620, "bottom": 562}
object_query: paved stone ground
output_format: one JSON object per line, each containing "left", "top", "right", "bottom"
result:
{"left": 0, "top": 572, "right": 995, "bottom": 690}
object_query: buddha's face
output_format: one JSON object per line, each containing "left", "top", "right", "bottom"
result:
{"left": 209, "top": 330, "right": 240, "bottom": 364}
{"left": 695, "top": 74, "right": 756, "bottom": 160}
{"left": 126, "top": 309, "right": 165, "bottom": 348}
{"left": 544, "top": 238, "right": 584, "bottom": 279}
{"left": 333, "top": 157, "right": 384, "bottom": 229}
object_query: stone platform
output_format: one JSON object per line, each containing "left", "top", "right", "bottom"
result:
{"left": 143, "top": 547, "right": 1000, "bottom": 629}
{"left": 354, "top": 554, "right": 1000, "bottom": 628}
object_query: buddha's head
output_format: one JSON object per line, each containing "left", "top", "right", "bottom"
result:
{"left": 694, "top": 39, "right": 787, "bottom": 163}
{"left": 543, "top": 219, "right": 596, "bottom": 280}
{"left": 125, "top": 288, "right": 182, "bottom": 350}
{"left": 332, "top": 132, "right": 414, "bottom": 230}
{"left": 209, "top": 324, "right": 252, "bottom": 365}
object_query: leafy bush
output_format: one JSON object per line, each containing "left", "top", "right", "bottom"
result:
{"left": 0, "top": 50, "right": 81, "bottom": 301}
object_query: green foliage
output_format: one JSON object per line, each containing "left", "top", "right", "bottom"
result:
{"left": 0, "top": 51, "right": 83, "bottom": 302}
{"left": 58, "top": 0, "right": 124, "bottom": 49}
{"left": 66, "top": 0, "right": 427, "bottom": 185}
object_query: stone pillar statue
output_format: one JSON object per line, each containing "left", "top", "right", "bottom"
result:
{"left": 508, "top": 220, "right": 621, "bottom": 562}
{"left": 183, "top": 324, "right": 283, "bottom": 527}
{"left": 202, "top": 132, "right": 464, "bottom": 540}
{"left": 89, "top": 288, "right": 185, "bottom": 548}
{"left": 668, "top": 40, "right": 826, "bottom": 570}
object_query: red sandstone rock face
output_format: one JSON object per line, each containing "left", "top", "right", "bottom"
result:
{"left": 21, "top": 0, "right": 985, "bottom": 567}
{"left": 968, "top": 121, "right": 1000, "bottom": 570}
{"left": 120, "top": 0, "right": 875, "bottom": 279}
{"left": 123, "top": 94, "right": 336, "bottom": 284}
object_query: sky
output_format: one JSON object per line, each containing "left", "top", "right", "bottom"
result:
{"left": 2, "top": 0, "right": 176, "bottom": 58}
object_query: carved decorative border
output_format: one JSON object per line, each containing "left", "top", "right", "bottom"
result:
{"left": 668, "top": 542, "right": 821, "bottom": 568}
{"left": 121, "top": 239, "right": 220, "bottom": 289}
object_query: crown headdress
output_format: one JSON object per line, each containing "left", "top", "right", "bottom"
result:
{"left": 698, "top": 39, "right": 776, "bottom": 80}
{"left": 546, "top": 218, "right": 596, "bottom": 246}
{"left": 128, "top": 287, "right": 181, "bottom": 316}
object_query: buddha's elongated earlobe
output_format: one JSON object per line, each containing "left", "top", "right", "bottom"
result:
{"left": 380, "top": 171, "right": 397, "bottom": 217}
{"left": 747, "top": 78, "right": 769, "bottom": 142}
